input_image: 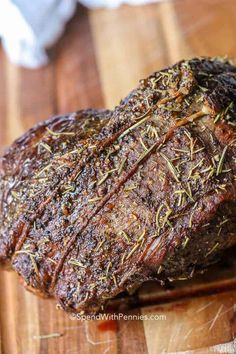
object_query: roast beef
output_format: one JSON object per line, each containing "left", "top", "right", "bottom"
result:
{"left": 0, "top": 57, "right": 236, "bottom": 315}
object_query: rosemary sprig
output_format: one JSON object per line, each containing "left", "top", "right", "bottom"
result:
{"left": 182, "top": 237, "right": 189, "bottom": 248}
{"left": 97, "top": 168, "right": 117, "bottom": 186}
{"left": 173, "top": 148, "right": 189, "bottom": 154}
{"left": 188, "top": 158, "right": 204, "bottom": 180}
{"left": 139, "top": 137, "right": 148, "bottom": 151}
{"left": 126, "top": 243, "right": 140, "bottom": 260}
{"left": 15, "top": 250, "right": 35, "bottom": 256}
{"left": 68, "top": 258, "right": 86, "bottom": 268}
{"left": 214, "top": 102, "right": 233, "bottom": 123}
{"left": 119, "top": 230, "right": 131, "bottom": 243}
{"left": 95, "top": 239, "right": 105, "bottom": 251}
{"left": 162, "top": 202, "right": 173, "bottom": 228}
{"left": 216, "top": 146, "right": 228, "bottom": 176}
{"left": 137, "top": 229, "right": 146, "bottom": 242}
{"left": 121, "top": 252, "right": 127, "bottom": 264}
{"left": 137, "top": 141, "right": 160, "bottom": 164}
{"left": 40, "top": 142, "right": 52, "bottom": 154}
{"left": 160, "top": 153, "right": 180, "bottom": 182}
{"left": 189, "top": 212, "right": 194, "bottom": 228}
{"left": 175, "top": 190, "right": 184, "bottom": 207}
{"left": 48, "top": 258, "right": 57, "bottom": 265}
{"left": 112, "top": 274, "right": 117, "bottom": 286}
{"left": 33, "top": 333, "right": 62, "bottom": 340}
{"left": 124, "top": 184, "right": 138, "bottom": 191}
{"left": 11, "top": 191, "right": 20, "bottom": 200}
{"left": 58, "top": 146, "right": 84, "bottom": 159}
{"left": 88, "top": 196, "right": 102, "bottom": 203}
{"left": 35, "top": 163, "right": 52, "bottom": 178}
{"left": 106, "top": 261, "right": 112, "bottom": 276}
{"left": 64, "top": 184, "right": 76, "bottom": 194}
{"left": 185, "top": 182, "right": 194, "bottom": 201}
{"left": 218, "top": 218, "right": 229, "bottom": 227}
{"left": 156, "top": 204, "right": 164, "bottom": 229}
{"left": 118, "top": 157, "right": 127, "bottom": 175}
{"left": 118, "top": 112, "right": 151, "bottom": 140}
{"left": 146, "top": 125, "right": 159, "bottom": 139}
{"left": 206, "top": 242, "right": 219, "bottom": 257}
{"left": 97, "top": 172, "right": 109, "bottom": 186}
{"left": 46, "top": 127, "right": 75, "bottom": 136}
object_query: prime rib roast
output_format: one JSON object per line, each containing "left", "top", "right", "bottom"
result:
{"left": 0, "top": 57, "right": 236, "bottom": 315}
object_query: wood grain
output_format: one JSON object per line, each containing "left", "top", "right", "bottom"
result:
{"left": 55, "top": 6, "right": 104, "bottom": 113}
{"left": 0, "top": 1, "right": 236, "bottom": 353}
{"left": 90, "top": 4, "right": 168, "bottom": 108}
{"left": 142, "top": 291, "right": 236, "bottom": 353}
{"left": 0, "top": 49, "right": 7, "bottom": 155}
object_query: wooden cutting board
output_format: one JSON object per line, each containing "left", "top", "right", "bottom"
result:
{"left": 0, "top": 1, "right": 236, "bottom": 353}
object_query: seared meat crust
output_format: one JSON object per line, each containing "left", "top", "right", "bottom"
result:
{"left": 0, "top": 58, "right": 236, "bottom": 315}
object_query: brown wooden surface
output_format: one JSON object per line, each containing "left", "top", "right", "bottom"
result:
{"left": 0, "top": 1, "right": 236, "bottom": 353}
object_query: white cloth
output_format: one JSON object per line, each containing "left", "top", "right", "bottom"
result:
{"left": 0, "top": 0, "right": 158, "bottom": 68}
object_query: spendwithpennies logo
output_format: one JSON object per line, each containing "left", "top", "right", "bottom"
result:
{"left": 69, "top": 313, "right": 167, "bottom": 321}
